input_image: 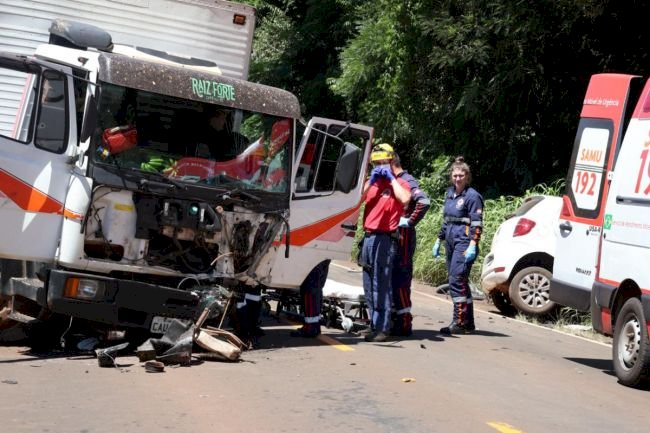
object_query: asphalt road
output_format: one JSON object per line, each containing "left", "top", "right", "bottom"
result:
{"left": 0, "top": 261, "right": 648, "bottom": 433}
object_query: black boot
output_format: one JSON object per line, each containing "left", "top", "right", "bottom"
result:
{"left": 440, "top": 322, "right": 475, "bottom": 335}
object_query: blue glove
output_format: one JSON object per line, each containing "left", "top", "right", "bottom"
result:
{"left": 379, "top": 166, "right": 395, "bottom": 181}
{"left": 398, "top": 217, "right": 410, "bottom": 228}
{"left": 464, "top": 244, "right": 477, "bottom": 263}
{"left": 432, "top": 240, "right": 441, "bottom": 258}
{"left": 369, "top": 167, "right": 382, "bottom": 185}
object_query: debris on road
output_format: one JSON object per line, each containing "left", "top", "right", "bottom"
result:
{"left": 144, "top": 360, "right": 165, "bottom": 373}
{"left": 95, "top": 342, "right": 129, "bottom": 368}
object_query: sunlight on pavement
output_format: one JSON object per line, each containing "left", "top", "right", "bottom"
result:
{"left": 487, "top": 421, "right": 525, "bottom": 433}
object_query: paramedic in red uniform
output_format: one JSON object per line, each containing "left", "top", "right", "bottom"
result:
{"left": 390, "top": 153, "right": 430, "bottom": 336}
{"left": 359, "top": 144, "right": 411, "bottom": 342}
{"left": 432, "top": 156, "right": 483, "bottom": 334}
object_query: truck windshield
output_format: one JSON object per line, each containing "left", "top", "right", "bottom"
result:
{"left": 91, "top": 82, "right": 293, "bottom": 193}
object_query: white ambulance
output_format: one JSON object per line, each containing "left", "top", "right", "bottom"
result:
{"left": 550, "top": 73, "right": 650, "bottom": 387}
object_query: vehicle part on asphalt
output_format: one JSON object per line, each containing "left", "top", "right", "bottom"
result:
{"left": 144, "top": 360, "right": 165, "bottom": 373}
{"left": 95, "top": 342, "right": 129, "bottom": 368}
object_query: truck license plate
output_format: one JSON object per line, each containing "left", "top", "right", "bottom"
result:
{"left": 150, "top": 316, "right": 188, "bottom": 334}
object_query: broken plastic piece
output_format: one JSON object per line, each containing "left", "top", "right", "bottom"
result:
{"left": 144, "top": 360, "right": 165, "bottom": 373}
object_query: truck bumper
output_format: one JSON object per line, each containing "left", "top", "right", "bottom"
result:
{"left": 45, "top": 269, "right": 200, "bottom": 330}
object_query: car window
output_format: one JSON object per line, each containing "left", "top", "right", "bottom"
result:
{"left": 511, "top": 196, "right": 544, "bottom": 218}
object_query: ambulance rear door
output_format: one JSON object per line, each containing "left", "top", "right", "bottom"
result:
{"left": 269, "top": 118, "right": 372, "bottom": 289}
{"left": 551, "top": 74, "right": 642, "bottom": 311}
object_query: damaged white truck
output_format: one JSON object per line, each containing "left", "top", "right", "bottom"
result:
{"left": 0, "top": 0, "right": 372, "bottom": 345}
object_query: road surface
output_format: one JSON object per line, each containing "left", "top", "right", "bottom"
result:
{"left": 0, "top": 261, "right": 647, "bottom": 433}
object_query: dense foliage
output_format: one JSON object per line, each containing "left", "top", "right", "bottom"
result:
{"left": 243, "top": 0, "right": 650, "bottom": 198}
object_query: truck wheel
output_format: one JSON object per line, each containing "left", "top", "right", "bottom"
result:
{"left": 613, "top": 297, "right": 650, "bottom": 387}
{"left": 489, "top": 291, "right": 516, "bottom": 316}
{"left": 508, "top": 266, "right": 557, "bottom": 317}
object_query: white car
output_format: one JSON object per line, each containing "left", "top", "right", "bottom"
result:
{"left": 480, "top": 195, "right": 563, "bottom": 317}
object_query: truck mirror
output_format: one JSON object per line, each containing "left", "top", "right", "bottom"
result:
{"left": 335, "top": 142, "right": 361, "bottom": 193}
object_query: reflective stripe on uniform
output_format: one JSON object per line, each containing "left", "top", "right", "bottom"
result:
{"left": 245, "top": 293, "right": 261, "bottom": 302}
{"left": 396, "top": 307, "right": 411, "bottom": 314}
{"left": 445, "top": 216, "right": 470, "bottom": 224}
{"left": 236, "top": 301, "right": 246, "bottom": 309}
{"left": 304, "top": 315, "right": 320, "bottom": 324}
{"left": 452, "top": 296, "right": 467, "bottom": 303}
{"left": 470, "top": 221, "right": 483, "bottom": 227}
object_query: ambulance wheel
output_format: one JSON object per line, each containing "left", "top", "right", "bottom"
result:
{"left": 489, "top": 291, "right": 516, "bottom": 316}
{"left": 613, "top": 297, "right": 650, "bottom": 387}
{"left": 508, "top": 266, "right": 556, "bottom": 317}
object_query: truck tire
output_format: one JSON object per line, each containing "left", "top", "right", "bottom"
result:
{"left": 508, "top": 266, "right": 557, "bottom": 317}
{"left": 613, "top": 297, "right": 650, "bottom": 387}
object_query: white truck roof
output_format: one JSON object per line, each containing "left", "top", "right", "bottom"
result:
{"left": 0, "top": 0, "right": 255, "bottom": 79}
{"left": 0, "top": 0, "right": 256, "bottom": 136}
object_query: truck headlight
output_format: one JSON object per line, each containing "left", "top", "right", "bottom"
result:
{"left": 64, "top": 278, "right": 104, "bottom": 300}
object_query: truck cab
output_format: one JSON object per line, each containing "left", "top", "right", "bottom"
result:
{"left": 0, "top": 17, "right": 372, "bottom": 338}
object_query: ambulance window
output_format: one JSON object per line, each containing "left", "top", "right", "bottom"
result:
{"left": 566, "top": 118, "right": 613, "bottom": 218}
{"left": 34, "top": 70, "right": 68, "bottom": 153}
{"left": 0, "top": 66, "right": 38, "bottom": 143}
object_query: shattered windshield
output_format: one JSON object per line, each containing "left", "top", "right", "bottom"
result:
{"left": 91, "top": 82, "right": 293, "bottom": 193}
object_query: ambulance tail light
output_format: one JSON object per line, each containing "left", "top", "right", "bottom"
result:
{"left": 560, "top": 195, "right": 573, "bottom": 218}
{"left": 513, "top": 218, "right": 536, "bottom": 237}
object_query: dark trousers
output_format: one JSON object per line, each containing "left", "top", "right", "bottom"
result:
{"left": 445, "top": 239, "right": 475, "bottom": 326}
{"left": 391, "top": 226, "right": 416, "bottom": 333}
{"left": 360, "top": 233, "right": 396, "bottom": 333}
{"left": 298, "top": 260, "right": 330, "bottom": 334}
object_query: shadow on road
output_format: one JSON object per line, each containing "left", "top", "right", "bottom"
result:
{"left": 565, "top": 357, "right": 614, "bottom": 375}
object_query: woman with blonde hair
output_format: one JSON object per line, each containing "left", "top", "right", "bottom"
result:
{"left": 432, "top": 156, "right": 484, "bottom": 334}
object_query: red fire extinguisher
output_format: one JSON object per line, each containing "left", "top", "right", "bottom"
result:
{"left": 98, "top": 125, "right": 138, "bottom": 158}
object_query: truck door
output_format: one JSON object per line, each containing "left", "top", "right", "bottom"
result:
{"left": 0, "top": 55, "right": 79, "bottom": 262}
{"left": 551, "top": 74, "right": 641, "bottom": 310}
{"left": 269, "top": 118, "right": 372, "bottom": 288}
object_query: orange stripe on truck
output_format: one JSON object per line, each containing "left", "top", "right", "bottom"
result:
{"left": 278, "top": 203, "right": 362, "bottom": 247}
{"left": 0, "top": 168, "right": 83, "bottom": 220}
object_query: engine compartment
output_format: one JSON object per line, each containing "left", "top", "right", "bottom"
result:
{"left": 83, "top": 188, "right": 284, "bottom": 278}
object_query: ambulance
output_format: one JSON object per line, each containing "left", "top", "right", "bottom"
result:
{"left": 550, "top": 73, "right": 650, "bottom": 387}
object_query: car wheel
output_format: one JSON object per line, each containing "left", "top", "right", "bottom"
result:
{"left": 489, "top": 291, "right": 516, "bottom": 316}
{"left": 613, "top": 297, "right": 650, "bottom": 387}
{"left": 508, "top": 266, "right": 556, "bottom": 316}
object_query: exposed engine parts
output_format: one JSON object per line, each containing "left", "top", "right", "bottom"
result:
{"left": 83, "top": 188, "right": 285, "bottom": 279}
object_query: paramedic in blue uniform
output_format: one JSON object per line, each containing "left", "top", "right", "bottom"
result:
{"left": 432, "top": 156, "right": 483, "bottom": 335}
{"left": 390, "top": 153, "right": 430, "bottom": 336}
{"left": 290, "top": 260, "right": 331, "bottom": 338}
{"left": 359, "top": 144, "right": 411, "bottom": 342}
